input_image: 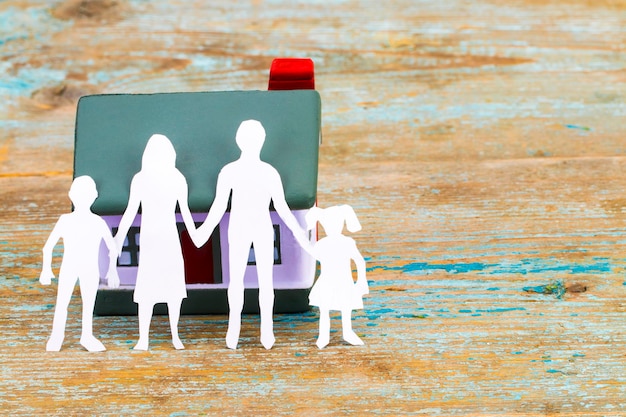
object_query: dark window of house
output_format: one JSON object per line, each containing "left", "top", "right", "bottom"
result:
{"left": 113, "top": 222, "right": 281, "bottom": 269}
{"left": 113, "top": 226, "right": 141, "bottom": 267}
{"left": 248, "top": 224, "right": 282, "bottom": 265}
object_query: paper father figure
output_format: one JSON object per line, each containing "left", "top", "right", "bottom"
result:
{"left": 193, "top": 120, "right": 310, "bottom": 350}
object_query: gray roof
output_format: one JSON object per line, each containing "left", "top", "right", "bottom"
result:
{"left": 74, "top": 90, "right": 321, "bottom": 214}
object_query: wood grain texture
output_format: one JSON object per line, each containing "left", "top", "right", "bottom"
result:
{"left": 1, "top": 0, "right": 625, "bottom": 415}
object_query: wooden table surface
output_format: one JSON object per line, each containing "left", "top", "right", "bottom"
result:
{"left": 1, "top": 0, "right": 625, "bottom": 415}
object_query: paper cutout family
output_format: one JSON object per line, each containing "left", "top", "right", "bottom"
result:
{"left": 40, "top": 120, "right": 369, "bottom": 351}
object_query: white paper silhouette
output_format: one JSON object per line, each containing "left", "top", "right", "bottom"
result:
{"left": 40, "top": 175, "right": 120, "bottom": 352}
{"left": 305, "top": 205, "right": 368, "bottom": 349}
{"left": 114, "top": 134, "right": 196, "bottom": 350}
{"left": 193, "top": 120, "right": 309, "bottom": 349}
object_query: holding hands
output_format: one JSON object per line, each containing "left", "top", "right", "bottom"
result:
{"left": 106, "top": 266, "right": 120, "bottom": 289}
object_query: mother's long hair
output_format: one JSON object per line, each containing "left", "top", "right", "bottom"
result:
{"left": 141, "top": 134, "right": 177, "bottom": 173}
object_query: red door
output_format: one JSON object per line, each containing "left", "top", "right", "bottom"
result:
{"left": 180, "top": 229, "right": 218, "bottom": 284}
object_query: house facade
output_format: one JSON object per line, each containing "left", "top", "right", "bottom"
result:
{"left": 73, "top": 90, "right": 321, "bottom": 314}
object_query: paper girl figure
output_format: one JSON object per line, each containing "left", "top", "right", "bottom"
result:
{"left": 114, "top": 134, "right": 196, "bottom": 351}
{"left": 40, "top": 175, "right": 120, "bottom": 352}
{"left": 305, "top": 205, "right": 368, "bottom": 349}
{"left": 192, "top": 120, "right": 309, "bottom": 350}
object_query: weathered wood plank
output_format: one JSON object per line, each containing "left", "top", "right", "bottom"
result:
{"left": 1, "top": 0, "right": 625, "bottom": 415}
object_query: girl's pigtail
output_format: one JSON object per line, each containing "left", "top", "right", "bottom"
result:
{"left": 341, "top": 205, "right": 362, "bottom": 233}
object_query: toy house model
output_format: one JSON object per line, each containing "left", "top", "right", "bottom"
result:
{"left": 74, "top": 60, "right": 320, "bottom": 315}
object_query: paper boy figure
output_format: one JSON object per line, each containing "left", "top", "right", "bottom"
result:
{"left": 40, "top": 175, "right": 120, "bottom": 352}
{"left": 193, "top": 119, "right": 309, "bottom": 350}
{"left": 305, "top": 205, "right": 368, "bottom": 349}
{"left": 114, "top": 134, "right": 196, "bottom": 351}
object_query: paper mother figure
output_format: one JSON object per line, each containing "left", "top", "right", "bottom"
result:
{"left": 40, "top": 175, "right": 120, "bottom": 352}
{"left": 192, "top": 120, "right": 310, "bottom": 350}
{"left": 114, "top": 134, "right": 196, "bottom": 351}
{"left": 305, "top": 205, "right": 368, "bottom": 349}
